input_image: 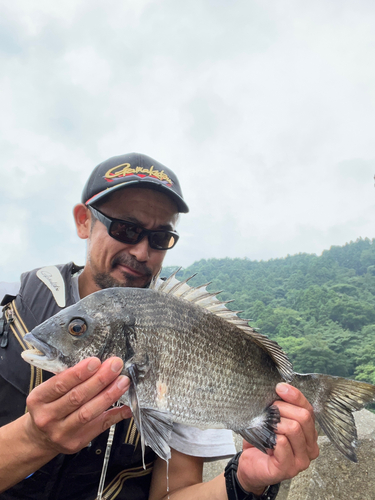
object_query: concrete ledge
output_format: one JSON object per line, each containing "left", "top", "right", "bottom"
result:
{"left": 287, "top": 409, "right": 375, "bottom": 500}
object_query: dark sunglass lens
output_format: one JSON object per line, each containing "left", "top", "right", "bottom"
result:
{"left": 111, "top": 221, "right": 140, "bottom": 243}
{"left": 149, "top": 232, "right": 176, "bottom": 250}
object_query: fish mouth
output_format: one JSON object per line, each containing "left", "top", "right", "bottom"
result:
{"left": 21, "top": 333, "right": 68, "bottom": 374}
{"left": 23, "top": 333, "right": 59, "bottom": 360}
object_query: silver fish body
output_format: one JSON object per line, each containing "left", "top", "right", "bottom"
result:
{"left": 22, "top": 281, "right": 375, "bottom": 463}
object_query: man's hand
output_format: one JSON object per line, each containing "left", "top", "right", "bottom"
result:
{"left": 25, "top": 357, "right": 132, "bottom": 455}
{"left": 237, "top": 383, "right": 319, "bottom": 495}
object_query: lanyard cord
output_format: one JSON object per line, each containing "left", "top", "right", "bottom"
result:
{"left": 96, "top": 402, "right": 120, "bottom": 500}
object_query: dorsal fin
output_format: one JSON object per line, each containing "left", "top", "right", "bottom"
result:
{"left": 154, "top": 271, "right": 293, "bottom": 382}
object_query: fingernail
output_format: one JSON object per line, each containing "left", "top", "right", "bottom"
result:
{"left": 117, "top": 376, "right": 129, "bottom": 391}
{"left": 111, "top": 359, "right": 123, "bottom": 373}
{"left": 276, "top": 383, "right": 289, "bottom": 394}
{"left": 87, "top": 358, "right": 100, "bottom": 372}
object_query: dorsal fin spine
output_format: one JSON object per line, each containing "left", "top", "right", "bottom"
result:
{"left": 157, "top": 267, "right": 182, "bottom": 292}
{"left": 157, "top": 271, "right": 294, "bottom": 382}
{"left": 190, "top": 291, "right": 223, "bottom": 304}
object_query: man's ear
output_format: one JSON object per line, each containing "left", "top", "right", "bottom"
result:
{"left": 73, "top": 204, "right": 91, "bottom": 240}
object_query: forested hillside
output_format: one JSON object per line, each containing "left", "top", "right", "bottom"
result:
{"left": 163, "top": 238, "right": 375, "bottom": 393}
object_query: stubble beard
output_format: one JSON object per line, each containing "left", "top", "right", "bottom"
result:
{"left": 92, "top": 254, "right": 154, "bottom": 290}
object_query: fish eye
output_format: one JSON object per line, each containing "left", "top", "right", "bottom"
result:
{"left": 68, "top": 318, "right": 87, "bottom": 336}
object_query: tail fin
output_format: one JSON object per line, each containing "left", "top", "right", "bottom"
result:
{"left": 292, "top": 373, "right": 375, "bottom": 462}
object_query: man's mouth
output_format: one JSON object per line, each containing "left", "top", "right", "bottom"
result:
{"left": 111, "top": 256, "right": 152, "bottom": 281}
{"left": 116, "top": 263, "right": 144, "bottom": 277}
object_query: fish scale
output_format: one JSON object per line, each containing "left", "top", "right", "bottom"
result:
{"left": 124, "top": 290, "right": 278, "bottom": 428}
{"left": 21, "top": 274, "right": 375, "bottom": 464}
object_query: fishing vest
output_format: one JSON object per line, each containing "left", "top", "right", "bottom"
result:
{"left": 0, "top": 263, "right": 155, "bottom": 500}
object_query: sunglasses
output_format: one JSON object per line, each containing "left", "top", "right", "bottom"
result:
{"left": 89, "top": 206, "right": 179, "bottom": 250}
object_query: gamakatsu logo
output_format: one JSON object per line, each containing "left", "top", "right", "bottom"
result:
{"left": 104, "top": 163, "right": 173, "bottom": 186}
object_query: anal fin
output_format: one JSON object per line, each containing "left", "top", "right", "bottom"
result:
{"left": 236, "top": 405, "right": 280, "bottom": 453}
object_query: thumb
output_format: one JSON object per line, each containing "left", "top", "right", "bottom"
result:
{"left": 242, "top": 440, "right": 255, "bottom": 451}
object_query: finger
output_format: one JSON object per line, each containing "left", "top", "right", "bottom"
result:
{"left": 58, "top": 358, "right": 126, "bottom": 417}
{"left": 276, "top": 383, "right": 314, "bottom": 414}
{"left": 37, "top": 375, "right": 131, "bottom": 453}
{"left": 29, "top": 357, "right": 102, "bottom": 404}
{"left": 30, "top": 358, "right": 127, "bottom": 421}
{"left": 270, "top": 434, "right": 296, "bottom": 478}
{"left": 46, "top": 401, "right": 133, "bottom": 455}
{"left": 105, "top": 404, "right": 133, "bottom": 422}
{"left": 275, "top": 417, "right": 311, "bottom": 468}
{"left": 275, "top": 384, "right": 318, "bottom": 456}
{"left": 275, "top": 401, "right": 318, "bottom": 456}
{"left": 80, "top": 402, "right": 133, "bottom": 439}
{"left": 68, "top": 374, "right": 131, "bottom": 426}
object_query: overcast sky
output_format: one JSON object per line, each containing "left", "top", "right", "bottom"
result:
{"left": 1, "top": 0, "right": 375, "bottom": 283}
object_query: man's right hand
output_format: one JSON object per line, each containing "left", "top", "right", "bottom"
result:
{"left": 25, "top": 356, "right": 131, "bottom": 454}
{"left": 0, "top": 357, "right": 131, "bottom": 493}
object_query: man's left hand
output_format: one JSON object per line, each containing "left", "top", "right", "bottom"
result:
{"left": 236, "top": 383, "right": 319, "bottom": 496}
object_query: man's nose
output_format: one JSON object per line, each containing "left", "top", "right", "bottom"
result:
{"left": 128, "top": 236, "right": 150, "bottom": 262}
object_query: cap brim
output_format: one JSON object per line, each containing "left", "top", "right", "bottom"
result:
{"left": 85, "top": 178, "right": 189, "bottom": 213}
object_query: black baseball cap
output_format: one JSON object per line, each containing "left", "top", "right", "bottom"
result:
{"left": 81, "top": 152, "right": 189, "bottom": 213}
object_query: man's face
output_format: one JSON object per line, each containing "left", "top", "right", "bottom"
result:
{"left": 85, "top": 187, "right": 179, "bottom": 290}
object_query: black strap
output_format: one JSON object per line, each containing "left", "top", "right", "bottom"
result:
{"left": 1, "top": 294, "right": 17, "bottom": 307}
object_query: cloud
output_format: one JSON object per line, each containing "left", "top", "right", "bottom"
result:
{"left": 1, "top": 0, "right": 375, "bottom": 281}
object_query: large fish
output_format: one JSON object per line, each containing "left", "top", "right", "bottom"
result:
{"left": 21, "top": 272, "right": 375, "bottom": 463}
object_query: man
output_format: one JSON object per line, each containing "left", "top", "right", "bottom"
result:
{"left": 0, "top": 152, "right": 319, "bottom": 499}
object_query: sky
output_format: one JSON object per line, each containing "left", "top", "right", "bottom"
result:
{"left": 1, "top": 0, "right": 375, "bottom": 283}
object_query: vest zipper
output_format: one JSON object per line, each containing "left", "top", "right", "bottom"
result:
{"left": 0, "top": 305, "right": 13, "bottom": 348}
